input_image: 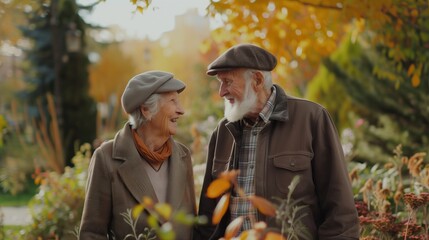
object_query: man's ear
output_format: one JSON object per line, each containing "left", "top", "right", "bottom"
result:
{"left": 252, "top": 71, "right": 264, "bottom": 90}
{"left": 140, "top": 105, "right": 151, "bottom": 120}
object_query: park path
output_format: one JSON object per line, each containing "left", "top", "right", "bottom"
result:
{"left": 0, "top": 206, "right": 31, "bottom": 226}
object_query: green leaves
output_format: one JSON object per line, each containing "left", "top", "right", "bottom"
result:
{"left": 128, "top": 196, "right": 207, "bottom": 240}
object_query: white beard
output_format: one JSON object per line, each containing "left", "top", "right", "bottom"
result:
{"left": 224, "top": 82, "right": 257, "bottom": 122}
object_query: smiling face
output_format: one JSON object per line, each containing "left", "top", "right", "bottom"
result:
{"left": 217, "top": 69, "right": 258, "bottom": 122}
{"left": 145, "top": 91, "right": 185, "bottom": 136}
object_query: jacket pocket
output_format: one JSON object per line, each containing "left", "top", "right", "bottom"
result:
{"left": 271, "top": 152, "right": 312, "bottom": 194}
{"left": 211, "top": 158, "right": 230, "bottom": 178}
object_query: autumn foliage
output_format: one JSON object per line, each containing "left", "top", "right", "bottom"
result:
{"left": 205, "top": 0, "right": 428, "bottom": 88}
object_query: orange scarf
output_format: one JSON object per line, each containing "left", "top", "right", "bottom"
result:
{"left": 132, "top": 130, "right": 172, "bottom": 165}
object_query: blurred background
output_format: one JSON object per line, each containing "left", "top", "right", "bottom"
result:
{"left": 0, "top": 0, "right": 428, "bottom": 239}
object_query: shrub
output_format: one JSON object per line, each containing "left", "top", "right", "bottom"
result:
{"left": 24, "top": 143, "right": 90, "bottom": 239}
{"left": 350, "top": 145, "right": 429, "bottom": 239}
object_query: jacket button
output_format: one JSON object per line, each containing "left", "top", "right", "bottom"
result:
{"left": 290, "top": 162, "right": 295, "bottom": 167}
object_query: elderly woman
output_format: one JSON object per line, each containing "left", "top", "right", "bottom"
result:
{"left": 79, "top": 71, "right": 196, "bottom": 239}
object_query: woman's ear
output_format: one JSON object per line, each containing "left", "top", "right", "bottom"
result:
{"left": 140, "top": 105, "right": 151, "bottom": 120}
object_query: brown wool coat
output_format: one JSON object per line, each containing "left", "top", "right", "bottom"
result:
{"left": 79, "top": 123, "right": 196, "bottom": 240}
{"left": 195, "top": 85, "right": 359, "bottom": 240}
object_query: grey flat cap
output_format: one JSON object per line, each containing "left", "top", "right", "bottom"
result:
{"left": 207, "top": 43, "right": 277, "bottom": 76}
{"left": 121, "top": 71, "right": 185, "bottom": 114}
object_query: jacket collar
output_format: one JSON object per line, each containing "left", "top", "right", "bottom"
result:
{"left": 112, "top": 123, "right": 187, "bottom": 222}
{"left": 269, "top": 84, "right": 289, "bottom": 122}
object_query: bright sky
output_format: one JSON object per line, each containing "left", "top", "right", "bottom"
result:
{"left": 80, "top": 0, "right": 210, "bottom": 40}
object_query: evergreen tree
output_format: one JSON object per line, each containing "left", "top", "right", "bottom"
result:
{"left": 20, "top": 0, "right": 96, "bottom": 167}
{"left": 321, "top": 38, "right": 429, "bottom": 163}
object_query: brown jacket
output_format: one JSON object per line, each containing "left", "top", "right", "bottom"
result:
{"left": 80, "top": 123, "right": 196, "bottom": 240}
{"left": 195, "top": 85, "right": 359, "bottom": 239}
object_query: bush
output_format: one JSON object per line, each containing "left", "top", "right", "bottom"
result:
{"left": 24, "top": 143, "right": 90, "bottom": 239}
{"left": 350, "top": 145, "right": 429, "bottom": 239}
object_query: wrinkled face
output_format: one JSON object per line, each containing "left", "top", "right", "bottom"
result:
{"left": 217, "top": 69, "right": 257, "bottom": 122}
{"left": 148, "top": 92, "right": 184, "bottom": 136}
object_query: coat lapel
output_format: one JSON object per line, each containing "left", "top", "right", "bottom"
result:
{"left": 117, "top": 154, "right": 159, "bottom": 203}
{"left": 113, "top": 124, "right": 160, "bottom": 218}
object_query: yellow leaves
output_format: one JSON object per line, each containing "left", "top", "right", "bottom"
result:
{"left": 206, "top": 0, "right": 428, "bottom": 90}
{"left": 155, "top": 203, "right": 172, "bottom": 221}
{"left": 410, "top": 9, "right": 419, "bottom": 18}
{"left": 278, "top": 29, "right": 286, "bottom": 39}
{"left": 275, "top": 8, "right": 288, "bottom": 21}
{"left": 89, "top": 44, "right": 137, "bottom": 102}
{"left": 248, "top": 195, "right": 277, "bottom": 217}
{"left": 132, "top": 204, "right": 144, "bottom": 219}
{"left": 136, "top": 6, "right": 144, "bottom": 13}
{"left": 206, "top": 178, "right": 232, "bottom": 198}
{"left": 407, "top": 63, "right": 422, "bottom": 87}
{"left": 199, "top": 40, "right": 212, "bottom": 54}
{"left": 350, "top": 18, "right": 366, "bottom": 43}
{"left": 213, "top": 193, "right": 230, "bottom": 224}
{"left": 372, "top": 65, "right": 401, "bottom": 83}
{"left": 129, "top": 0, "right": 151, "bottom": 13}
{"left": 132, "top": 196, "right": 154, "bottom": 219}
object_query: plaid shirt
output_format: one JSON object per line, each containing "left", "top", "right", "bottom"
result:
{"left": 230, "top": 86, "right": 276, "bottom": 232}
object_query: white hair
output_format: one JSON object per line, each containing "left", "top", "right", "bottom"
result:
{"left": 243, "top": 69, "right": 273, "bottom": 90}
{"left": 128, "top": 93, "right": 161, "bottom": 129}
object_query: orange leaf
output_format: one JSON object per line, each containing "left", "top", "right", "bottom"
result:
{"left": 411, "top": 73, "right": 420, "bottom": 87}
{"left": 407, "top": 64, "right": 415, "bottom": 77}
{"left": 142, "top": 196, "right": 154, "bottom": 208}
{"left": 249, "top": 195, "right": 277, "bottom": 217}
{"left": 264, "top": 232, "right": 287, "bottom": 240}
{"left": 219, "top": 169, "right": 240, "bottom": 181}
{"left": 207, "top": 178, "right": 232, "bottom": 198}
{"left": 212, "top": 193, "right": 230, "bottom": 224}
{"left": 34, "top": 176, "right": 42, "bottom": 185}
{"left": 224, "top": 216, "right": 244, "bottom": 239}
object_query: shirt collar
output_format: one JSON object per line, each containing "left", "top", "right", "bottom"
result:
{"left": 242, "top": 86, "right": 276, "bottom": 127}
{"left": 259, "top": 86, "right": 276, "bottom": 123}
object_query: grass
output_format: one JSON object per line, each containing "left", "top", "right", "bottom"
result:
{"left": 0, "top": 181, "right": 38, "bottom": 207}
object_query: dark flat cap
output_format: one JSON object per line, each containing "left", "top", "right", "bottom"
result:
{"left": 121, "top": 71, "right": 185, "bottom": 114}
{"left": 207, "top": 43, "right": 277, "bottom": 76}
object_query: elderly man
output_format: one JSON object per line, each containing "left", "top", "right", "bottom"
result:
{"left": 195, "top": 44, "right": 359, "bottom": 239}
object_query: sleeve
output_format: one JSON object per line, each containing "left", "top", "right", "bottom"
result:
{"left": 182, "top": 143, "right": 197, "bottom": 216}
{"left": 312, "top": 108, "right": 360, "bottom": 239}
{"left": 79, "top": 146, "right": 112, "bottom": 240}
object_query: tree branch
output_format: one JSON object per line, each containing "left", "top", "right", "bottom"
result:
{"left": 286, "top": 0, "right": 342, "bottom": 10}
